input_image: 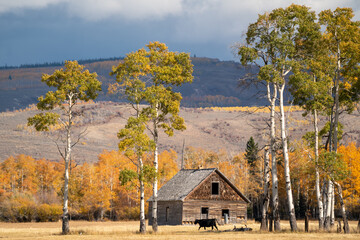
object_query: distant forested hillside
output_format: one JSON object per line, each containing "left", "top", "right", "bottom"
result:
{"left": 0, "top": 57, "right": 264, "bottom": 112}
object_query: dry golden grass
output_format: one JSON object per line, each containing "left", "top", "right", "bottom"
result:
{"left": 0, "top": 220, "right": 359, "bottom": 240}
{"left": 207, "top": 105, "right": 304, "bottom": 113}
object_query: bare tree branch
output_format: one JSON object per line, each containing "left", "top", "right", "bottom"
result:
{"left": 52, "top": 137, "right": 65, "bottom": 160}
{"left": 71, "top": 127, "right": 88, "bottom": 148}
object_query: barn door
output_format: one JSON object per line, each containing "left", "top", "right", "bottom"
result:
{"left": 222, "top": 209, "right": 230, "bottom": 224}
{"left": 201, "top": 207, "right": 209, "bottom": 219}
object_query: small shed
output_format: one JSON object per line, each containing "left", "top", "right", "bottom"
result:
{"left": 148, "top": 168, "right": 250, "bottom": 225}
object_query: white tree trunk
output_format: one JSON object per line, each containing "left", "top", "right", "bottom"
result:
{"left": 324, "top": 41, "right": 339, "bottom": 229}
{"left": 334, "top": 181, "right": 350, "bottom": 233}
{"left": 261, "top": 147, "right": 270, "bottom": 231}
{"left": 134, "top": 101, "right": 146, "bottom": 234}
{"left": 152, "top": 106, "right": 159, "bottom": 232}
{"left": 267, "top": 82, "right": 281, "bottom": 231}
{"left": 331, "top": 188, "right": 335, "bottom": 226}
{"left": 330, "top": 40, "right": 340, "bottom": 229}
{"left": 314, "top": 109, "right": 324, "bottom": 229}
{"left": 322, "top": 180, "right": 327, "bottom": 221}
{"left": 279, "top": 83, "right": 297, "bottom": 231}
{"left": 324, "top": 179, "right": 333, "bottom": 230}
{"left": 62, "top": 94, "right": 72, "bottom": 235}
{"left": 139, "top": 156, "right": 146, "bottom": 233}
{"left": 333, "top": 39, "right": 341, "bottom": 153}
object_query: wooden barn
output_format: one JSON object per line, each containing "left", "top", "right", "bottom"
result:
{"left": 148, "top": 168, "right": 250, "bottom": 225}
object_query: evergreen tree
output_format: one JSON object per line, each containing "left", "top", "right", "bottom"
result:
{"left": 245, "top": 136, "right": 259, "bottom": 173}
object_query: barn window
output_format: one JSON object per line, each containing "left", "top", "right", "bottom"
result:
{"left": 211, "top": 182, "right": 219, "bottom": 195}
{"left": 201, "top": 207, "right": 209, "bottom": 219}
{"left": 222, "top": 209, "right": 230, "bottom": 218}
{"left": 166, "top": 207, "right": 169, "bottom": 222}
{"left": 201, "top": 207, "right": 209, "bottom": 215}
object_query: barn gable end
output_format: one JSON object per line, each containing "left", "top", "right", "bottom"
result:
{"left": 186, "top": 171, "right": 247, "bottom": 202}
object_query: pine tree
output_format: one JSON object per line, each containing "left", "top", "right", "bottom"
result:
{"left": 245, "top": 137, "right": 259, "bottom": 174}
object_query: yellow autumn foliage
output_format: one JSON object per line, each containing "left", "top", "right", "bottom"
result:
{"left": 0, "top": 150, "right": 179, "bottom": 222}
{"left": 338, "top": 143, "right": 360, "bottom": 207}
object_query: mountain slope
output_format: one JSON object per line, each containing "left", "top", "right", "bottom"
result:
{"left": 1, "top": 102, "right": 359, "bottom": 163}
{"left": 0, "top": 57, "right": 263, "bottom": 112}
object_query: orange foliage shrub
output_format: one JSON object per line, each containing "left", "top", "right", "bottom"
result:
{"left": 0, "top": 192, "right": 36, "bottom": 222}
{"left": 36, "top": 204, "right": 62, "bottom": 222}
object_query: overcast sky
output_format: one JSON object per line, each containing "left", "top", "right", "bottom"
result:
{"left": 1, "top": 0, "right": 359, "bottom": 66}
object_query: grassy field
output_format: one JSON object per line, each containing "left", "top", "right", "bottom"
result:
{"left": 0, "top": 220, "right": 359, "bottom": 240}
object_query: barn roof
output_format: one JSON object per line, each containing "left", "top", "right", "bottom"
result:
{"left": 148, "top": 168, "right": 250, "bottom": 203}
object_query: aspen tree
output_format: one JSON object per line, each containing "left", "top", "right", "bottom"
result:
{"left": 289, "top": 13, "right": 333, "bottom": 229}
{"left": 28, "top": 61, "right": 101, "bottom": 234}
{"left": 238, "top": 5, "right": 321, "bottom": 231}
{"left": 237, "top": 12, "right": 282, "bottom": 230}
{"left": 319, "top": 8, "right": 360, "bottom": 232}
{"left": 110, "top": 49, "right": 154, "bottom": 233}
{"left": 114, "top": 42, "right": 193, "bottom": 232}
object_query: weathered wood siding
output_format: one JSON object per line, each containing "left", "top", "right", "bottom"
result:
{"left": 187, "top": 172, "right": 245, "bottom": 201}
{"left": 148, "top": 201, "right": 183, "bottom": 225}
{"left": 182, "top": 200, "right": 247, "bottom": 224}
{"left": 183, "top": 172, "right": 247, "bottom": 224}
{"left": 148, "top": 169, "right": 249, "bottom": 225}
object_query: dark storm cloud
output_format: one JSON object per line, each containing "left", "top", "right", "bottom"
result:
{"left": 0, "top": 0, "right": 359, "bottom": 66}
